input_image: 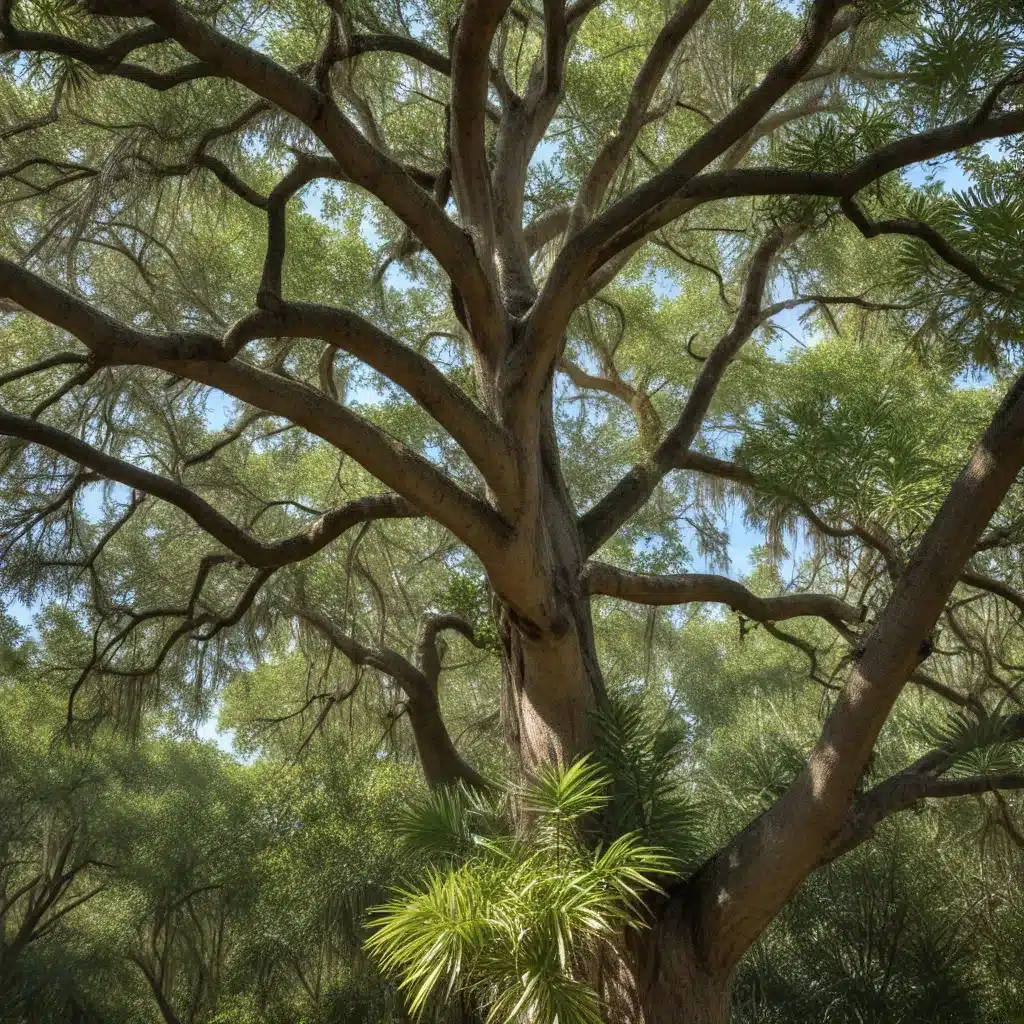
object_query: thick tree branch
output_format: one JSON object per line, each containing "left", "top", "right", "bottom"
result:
{"left": 489, "top": 0, "right": 582, "bottom": 311}
{"left": 136, "top": 358, "right": 514, "bottom": 563}
{"left": 0, "top": 21, "right": 214, "bottom": 90}
{"left": 825, "top": 711, "right": 1024, "bottom": 861}
{"left": 131, "top": 955, "right": 185, "bottom": 1024}
{"left": 691, "top": 367, "right": 1024, "bottom": 971}
{"left": 525, "top": 205, "right": 571, "bottom": 254}
{"left": 836, "top": 773, "right": 1024, "bottom": 850}
{"left": 0, "top": 261, "right": 513, "bottom": 563}
{"left": 255, "top": 156, "right": 347, "bottom": 303}
{"left": 558, "top": 359, "right": 636, "bottom": 405}
{"left": 720, "top": 95, "right": 845, "bottom": 171}
{"left": 960, "top": 568, "right": 1024, "bottom": 617}
{"left": 449, "top": 0, "right": 511, "bottom": 246}
{"left": 225, "top": 302, "right": 518, "bottom": 502}
{"left": 4, "top": 247, "right": 513, "bottom": 498}
{"left": 584, "top": 561, "right": 863, "bottom": 633}
{"left": 416, "top": 612, "right": 483, "bottom": 689}
{"left": 601, "top": 105, "right": 1024, "bottom": 273}
{"left": 344, "top": 32, "right": 451, "bottom": 76}
{"left": 0, "top": 352, "right": 88, "bottom": 386}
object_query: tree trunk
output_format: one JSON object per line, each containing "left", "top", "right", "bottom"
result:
{"left": 585, "top": 898, "right": 730, "bottom": 1024}
{"left": 499, "top": 595, "right": 602, "bottom": 767}
{"left": 632, "top": 907, "right": 733, "bottom": 1024}
{"left": 487, "top": 368, "right": 737, "bottom": 1022}
{"left": 496, "top": 404, "right": 605, "bottom": 769}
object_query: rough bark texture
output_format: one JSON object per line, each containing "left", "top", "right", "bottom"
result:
{"left": 628, "top": 904, "right": 731, "bottom": 1024}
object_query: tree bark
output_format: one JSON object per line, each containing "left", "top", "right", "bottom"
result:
{"left": 499, "top": 590, "right": 602, "bottom": 769}
{"left": 593, "top": 907, "right": 732, "bottom": 1024}
{"left": 634, "top": 902, "right": 732, "bottom": 1024}
{"left": 497, "top": 404, "right": 604, "bottom": 770}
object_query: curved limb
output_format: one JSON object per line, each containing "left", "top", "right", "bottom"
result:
{"left": 583, "top": 561, "right": 864, "bottom": 635}
{"left": 294, "top": 604, "right": 488, "bottom": 789}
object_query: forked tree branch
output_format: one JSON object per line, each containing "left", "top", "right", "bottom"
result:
{"left": 86, "top": 0, "right": 500, "bottom": 350}
{"left": 225, "top": 301, "right": 518, "bottom": 501}
{"left": 567, "top": 0, "right": 713, "bottom": 235}
{"left": 294, "top": 605, "right": 488, "bottom": 789}
{"left": 824, "top": 713, "right": 1024, "bottom": 860}
{"left": 131, "top": 955, "right": 185, "bottom": 1024}
{"left": 607, "top": 105, "right": 1024, "bottom": 271}
{"left": 343, "top": 32, "right": 452, "bottom": 76}
{"left": 416, "top": 612, "right": 483, "bottom": 688}
{"left": 449, "top": 0, "right": 512, "bottom": 247}
{"left": 522, "top": 0, "right": 856, "bottom": 386}
{"left": 256, "top": 156, "right": 349, "bottom": 304}
{"left": 525, "top": 97, "right": 1024, "bottom": 389}
{"left": 825, "top": 774, "right": 1024, "bottom": 865}
{"left": 840, "top": 197, "right": 1010, "bottom": 295}
{"left": 0, "top": 20, "right": 214, "bottom": 90}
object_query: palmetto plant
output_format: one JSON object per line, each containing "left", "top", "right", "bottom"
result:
{"left": 366, "top": 757, "right": 677, "bottom": 1024}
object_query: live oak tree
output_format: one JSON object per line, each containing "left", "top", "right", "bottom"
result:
{"left": 2, "top": 0, "right": 1024, "bottom": 1020}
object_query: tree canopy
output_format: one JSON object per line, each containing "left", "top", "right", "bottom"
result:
{"left": 2, "top": 0, "right": 1024, "bottom": 1021}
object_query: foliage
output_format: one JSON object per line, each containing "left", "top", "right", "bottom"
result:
{"left": 2, "top": 0, "right": 1024, "bottom": 1019}
{"left": 367, "top": 759, "right": 675, "bottom": 1024}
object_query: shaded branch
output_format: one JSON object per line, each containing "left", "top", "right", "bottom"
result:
{"left": 449, "top": 0, "right": 511, "bottom": 245}
{"left": 960, "top": 568, "right": 1024, "bottom": 617}
{"left": 0, "top": 352, "right": 88, "bottom": 386}
{"left": 826, "top": 714, "right": 1024, "bottom": 864}
{"left": 525, "top": 205, "right": 571, "bottom": 254}
{"left": 294, "top": 605, "right": 488, "bottom": 789}
{"left": 840, "top": 196, "right": 1010, "bottom": 295}
{"left": 0, "top": 21, "right": 215, "bottom": 91}
{"left": 344, "top": 32, "right": 451, "bottom": 76}
{"left": 416, "top": 612, "right": 482, "bottom": 688}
